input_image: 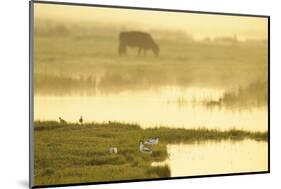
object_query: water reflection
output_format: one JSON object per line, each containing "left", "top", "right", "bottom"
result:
{"left": 152, "top": 140, "right": 268, "bottom": 176}
{"left": 34, "top": 86, "right": 268, "bottom": 131}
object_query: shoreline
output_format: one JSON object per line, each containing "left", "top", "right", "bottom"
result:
{"left": 33, "top": 121, "right": 268, "bottom": 185}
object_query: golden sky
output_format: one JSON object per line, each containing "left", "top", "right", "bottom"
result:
{"left": 34, "top": 3, "right": 268, "bottom": 40}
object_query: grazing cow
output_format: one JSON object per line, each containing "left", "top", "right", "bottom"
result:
{"left": 119, "top": 31, "right": 159, "bottom": 56}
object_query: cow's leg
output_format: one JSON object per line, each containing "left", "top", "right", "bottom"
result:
{"left": 118, "top": 46, "right": 123, "bottom": 56}
{"left": 138, "top": 48, "right": 142, "bottom": 56}
{"left": 123, "top": 46, "right": 127, "bottom": 56}
{"left": 118, "top": 44, "right": 126, "bottom": 56}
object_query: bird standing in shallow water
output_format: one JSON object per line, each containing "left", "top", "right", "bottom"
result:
{"left": 206, "top": 98, "right": 223, "bottom": 107}
{"left": 79, "top": 116, "right": 83, "bottom": 125}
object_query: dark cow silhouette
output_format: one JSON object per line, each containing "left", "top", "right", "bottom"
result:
{"left": 119, "top": 31, "right": 159, "bottom": 56}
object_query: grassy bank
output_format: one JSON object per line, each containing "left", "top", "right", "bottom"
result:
{"left": 34, "top": 121, "right": 268, "bottom": 185}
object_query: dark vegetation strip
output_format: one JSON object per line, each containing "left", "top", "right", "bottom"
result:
{"left": 34, "top": 121, "right": 268, "bottom": 141}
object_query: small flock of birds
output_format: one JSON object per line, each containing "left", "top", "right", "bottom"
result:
{"left": 58, "top": 116, "right": 159, "bottom": 155}
{"left": 109, "top": 137, "right": 159, "bottom": 155}
{"left": 59, "top": 116, "right": 83, "bottom": 125}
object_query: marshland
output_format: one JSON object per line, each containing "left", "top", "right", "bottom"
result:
{"left": 33, "top": 3, "right": 268, "bottom": 186}
{"left": 34, "top": 121, "right": 267, "bottom": 185}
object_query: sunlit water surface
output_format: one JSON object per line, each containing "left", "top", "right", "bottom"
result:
{"left": 152, "top": 140, "right": 268, "bottom": 176}
{"left": 34, "top": 86, "right": 268, "bottom": 131}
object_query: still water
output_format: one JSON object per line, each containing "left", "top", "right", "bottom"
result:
{"left": 34, "top": 86, "right": 268, "bottom": 131}
{"left": 152, "top": 140, "right": 268, "bottom": 176}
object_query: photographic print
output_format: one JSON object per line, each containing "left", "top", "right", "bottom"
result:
{"left": 30, "top": 1, "right": 269, "bottom": 188}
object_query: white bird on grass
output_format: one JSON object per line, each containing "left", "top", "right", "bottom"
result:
{"left": 144, "top": 137, "right": 159, "bottom": 145}
{"left": 109, "top": 147, "right": 118, "bottom": 154}
{"left": 139, "top": 141, "right": 152, "bottom": 154}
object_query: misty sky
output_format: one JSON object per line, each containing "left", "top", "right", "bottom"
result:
{"left": 34, "top": 3, "right": 268, "bottom": 40}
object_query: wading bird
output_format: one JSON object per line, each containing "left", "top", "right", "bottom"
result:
{"left": 144, "top": 137, "right": 159, "bottom": 145}
{"left": 59, "top": 117, "right": 67, "bottom": 124}
{"left": 206, "top": 98, "right": 223, "bottom": 106}
{"left": 139, "top": 140, "right": 152, "bottom": 154}
{"left": 79, "top": 116, "right": 83, "bottom": 125}
{"left": 109, "top": 147, "right": 118, "bottom": 154}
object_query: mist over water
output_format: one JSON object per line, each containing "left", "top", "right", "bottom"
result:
{"left": 34, "top": 86, "right": 267, "bottom": 131}
{"left": 34, "top": 20, "right": 268, "bottom": 132}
